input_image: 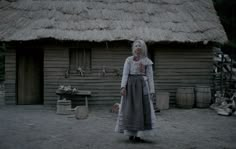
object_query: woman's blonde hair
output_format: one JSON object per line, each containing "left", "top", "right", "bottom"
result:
{"left": 132, "top": 39, "right": 147, "bottom": 57}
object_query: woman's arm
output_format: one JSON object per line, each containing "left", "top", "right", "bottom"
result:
{"left": 121, "top": 58, "right": 130, "bottom": 89}
{"left": 146, "top": 65, "right": 155, "bottom": 94}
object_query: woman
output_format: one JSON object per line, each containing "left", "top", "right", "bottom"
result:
{"left": 115, "top": 39, "right": 157, "bottom": 142}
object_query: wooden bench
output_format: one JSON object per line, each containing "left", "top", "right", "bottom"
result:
{"left": 56, "top": 90, "right": 92, "bottom": 107}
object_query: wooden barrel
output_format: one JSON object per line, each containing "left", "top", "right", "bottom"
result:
{"left": 176, "top": 87, "right": 195, "bottom": 108}
{"left": 195, "top": 86, "right": 211, "bottom": 108}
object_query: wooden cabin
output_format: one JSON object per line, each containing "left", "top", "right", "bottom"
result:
{"left": 0, "top": 0, "right": 227, "bottom": 106}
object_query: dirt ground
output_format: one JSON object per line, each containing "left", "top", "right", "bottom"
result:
{"left": 0, "top": 105, "right": 235, "bottom": 149}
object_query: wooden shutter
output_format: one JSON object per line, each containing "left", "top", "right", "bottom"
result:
{"left": 69, "top": 48, "right": 91, "bottom": 71}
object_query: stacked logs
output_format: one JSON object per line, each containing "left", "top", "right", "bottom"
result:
{"left": 212, "top": 47, "right": 236, "bottom": 116}
{"left": 213, "top": 47, "right": 236, "bottom": 94}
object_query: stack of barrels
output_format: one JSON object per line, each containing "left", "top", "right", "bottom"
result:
{"left": 176, "top": 86, "right": 211, "bottom": 108}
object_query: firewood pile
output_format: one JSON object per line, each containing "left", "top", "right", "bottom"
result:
{"left": 210, "top": 92, "right": 236, "bottom": 116}
{"left": 213, "top": 47, "right": 236, "bottom": 91}
{"left": 212, "top": 47, "right": 236, "bottom": 116}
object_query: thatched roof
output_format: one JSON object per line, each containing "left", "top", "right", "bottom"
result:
{"left": 0, "top": 0, "right": 228, "bottom": 43}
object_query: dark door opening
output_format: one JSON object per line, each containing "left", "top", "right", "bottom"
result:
{"left": 17, "top": 48, "right": 43, "bottom": 105}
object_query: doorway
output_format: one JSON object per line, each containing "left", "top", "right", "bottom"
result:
{"left": 17, "top": 48, "right": 43, "bottom": 104}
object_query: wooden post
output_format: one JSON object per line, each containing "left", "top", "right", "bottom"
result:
{"left": 85, "top": 96, "right": 88, "bottom": 107}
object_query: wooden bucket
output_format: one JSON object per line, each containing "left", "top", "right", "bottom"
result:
{"left": 176, "top": 87, "right": 195, "bottom": 108}
{"left": 0, "top": 90, "right": 4, "bottom": 105}
{"left": 56, "top": 99, "right": 72, "bottom": 115}
{"left": 0, "top": 83, "right": 4, "bottom": 105}
{"left": 156, "top": 92, "right": 169, "bottom": 110}
{"left": 195, "top": 86, "right": 211, "bottom": 108}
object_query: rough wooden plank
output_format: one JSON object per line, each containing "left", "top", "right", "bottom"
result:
{"left": 154, "top": 47, "right": 213, "bottom": 105}
{"left": 4, "top": 48, "right": 16, "bottom": 105}
{"left": 43, "top": 44, "right": 214, "bottom": 106}
{"left": 43, "top": 46, "right": 129, "bottom": 106}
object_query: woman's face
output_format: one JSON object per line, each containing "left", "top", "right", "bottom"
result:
{"left": 135, "top": 48, "right": 142, "bottom": 57}
{"left": 133, "top": 41, "right": 143, "bottom": 57}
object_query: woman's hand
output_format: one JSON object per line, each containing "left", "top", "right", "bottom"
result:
{"left": 120, "top": 88, "right": 126, "bottom": 96}
{"left": 150, "top": 93, "right": 155, "bottom": 101}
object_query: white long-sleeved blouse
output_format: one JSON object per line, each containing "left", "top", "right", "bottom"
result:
{"left": 121, "top": 56, "right": 155, "bottom": 93}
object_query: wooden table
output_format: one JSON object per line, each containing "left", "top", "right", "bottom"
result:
{"left": 56, "top": 90, "right": 92, "bottom": 107}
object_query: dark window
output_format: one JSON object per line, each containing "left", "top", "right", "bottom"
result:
{"left": 69, "top": 48, "right": 91, "bottom": 71}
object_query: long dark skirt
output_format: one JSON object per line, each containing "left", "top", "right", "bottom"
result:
{"left": 122, "top": 75, "right": 152, "bottom": 131}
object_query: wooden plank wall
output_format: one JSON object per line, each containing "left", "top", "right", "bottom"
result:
{"left": 44, "top": 46, "right": 69, "bottom": 105}
{"left": 43, "top": 44, "right": 131, "bottom": 106}
{"left": 154, "top": 47, "right": 213, "bottom": 105}
{"left": 82, "top": 46, "right": 130, "bottom": 105}
{"left": 5, "top": 48, "right": 16, "bottom": 104}
{"left": 4, "top": 42, "right": 214, "bottom": 106}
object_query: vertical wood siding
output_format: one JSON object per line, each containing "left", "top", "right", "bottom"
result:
{"left": 154, "top": 47, "right": 213, "bottom": 105}
{"left": 5, "top": 48, "right": 16, "bottom": 104}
